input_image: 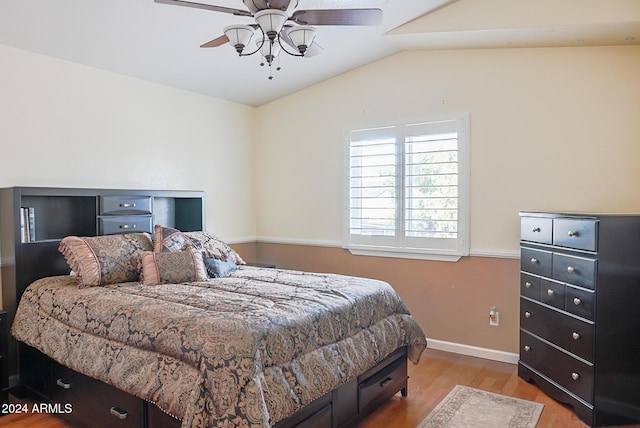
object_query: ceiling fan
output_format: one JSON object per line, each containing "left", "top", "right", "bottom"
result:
{"left": 155, "top": 0, "right": 383, "bottom": 78}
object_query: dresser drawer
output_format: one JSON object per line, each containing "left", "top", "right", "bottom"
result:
{"left": 552, "top": 253, "right": 596, "bottom": 289}
{"left": 565, "top": 286, "right": 595, "bottom": 321}
{"left": 553, "top": 218, "right": 597, "bottom": 251}
{"left": 521, "top": 216, "right": 553, "bottom": 244}
{"left": 521, "top": 248, "right": 552, "bottom": 277}
{"left": 520, "top": 299, "right": 594, "bottom": 362}
{"left": 100, "top": 195, "right": 152, "bottom": 215}
{"left": 99, "top": 215, "right": 153, "bottom": 235}
{"left": 520, "top": 331, "right": 594, "bottom": 404}
{"left": 539, "top": 279, "right": 565, "bottom": 310}
{"left": 520, "top": 274, "right": 540, "bottom": 300}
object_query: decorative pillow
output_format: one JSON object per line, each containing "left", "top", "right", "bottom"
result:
{"left": 139, "top": 250, "right": 208, "bottom": 286}
{"left": 204, "top": 256, "right": 238, "bottom": 278}
{"left": 59, "top": 233, "right": 153, "bottom": 288}
{"left": 154, "top": 225, "right": 245, "bottom": 265}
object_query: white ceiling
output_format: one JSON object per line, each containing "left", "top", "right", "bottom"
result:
{"left": 1, "top": 0, "right": 638, "bottom": 107}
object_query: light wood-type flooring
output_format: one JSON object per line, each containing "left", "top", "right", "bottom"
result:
{"left": 1, "top": 348, "right": 591, "bottom": 428}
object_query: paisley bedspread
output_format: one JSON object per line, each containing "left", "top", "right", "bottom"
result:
{"left": 12, "top": 266, "right": 427, "bottom": 427}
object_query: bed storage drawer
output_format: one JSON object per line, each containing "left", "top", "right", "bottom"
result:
{"left": 148, "top": 403, "right": 181, "bottom": 428}
{"left": 358, "top": 351, "right": 407, "bottom": 414}
{"left": 53, "top": 365, "right": 142, "bottom": 428}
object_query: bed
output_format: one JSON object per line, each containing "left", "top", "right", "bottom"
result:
{"left": 10, "top": 226, "right": 427, "bottom": 428}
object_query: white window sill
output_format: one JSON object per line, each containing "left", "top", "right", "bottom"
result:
{"left": 346, "top": 247, "right": 464, "bottom": 262}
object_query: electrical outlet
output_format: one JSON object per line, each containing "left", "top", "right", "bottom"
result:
{"left": 489, "top": 308, "right": 499, "bottom": 326}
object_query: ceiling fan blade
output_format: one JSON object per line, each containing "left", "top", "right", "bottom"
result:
{"left": 154, "top": 0, "right": 252, "bottom": 17}
{"left": 200, "top": 35, "right": 229, "bottom": 48}
{"left": 291, "top": 8, "right": 382, "bottom": 26}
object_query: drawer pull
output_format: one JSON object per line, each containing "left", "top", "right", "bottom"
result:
{"left": 547, "top": 289, "right": 555, "bottom": 296}
{"left": 120, "top": 203, "right": 136, "bottom": 208}
{"left": 532, "top": 227, "right": 541, "bottom": 233}
{"left": 523, "top": 345, "right": 531, "bottom": 352}
{"left": 524, "top": 311, "right": 532, "bottom": 318}
{"left": 56, "top": 378, "right": 71, "bottom": 390}
{"left": 110, "top": 407, "right": 128, "bottom": 420}
{"left": 525, "top": 282, "right": 532, "bottom": 289}
{"left": 530, "top": 258, "right": 539, "bottom": 265}
{"left": 573, "top": 297, "right": 582, "bottom": 306}
{"left": 567, "top": 230, "right": 579, "bottom": 237}
{"left": 379, "top": 377, "right": 394, "bottom": 388}
{"left": 571, "top": 372, "right": 580, "bottom": 381}
{"left": 567, "top": 266, "right": 575, "bottom": 273}
{"left": 119, "top": 224, "right": 136, "bottom": 229}
{"left": 572, "top": 332, "right": 581, "bottom": 340}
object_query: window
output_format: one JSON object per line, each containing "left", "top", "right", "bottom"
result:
{"left": 344, "top": 115, "right": 469, "bottom": 261}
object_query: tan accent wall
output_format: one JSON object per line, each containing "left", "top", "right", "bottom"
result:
{"left": 249, "top": 242, "right": 520, "bottom": 354}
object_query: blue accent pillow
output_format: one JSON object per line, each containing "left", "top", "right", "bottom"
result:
{"left": 204, "top": 257, "right": 238, "bottom": 278}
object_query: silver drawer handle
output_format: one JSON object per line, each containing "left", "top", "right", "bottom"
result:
{"left": 568, "top": 230, "right": 579, "bottom": 237}
{"left": 56, "top": 378, "right": 71, "bottom": 390}
{"left": 120, "top": 203, "right": 136, "bottom": 208}
{"left": 532, "top": 227, "right": 541, "bottom": 233}
{"left": 571, "top": 372, "right": 580, "bottom": 381}
{"left": 572, "top": 332, "right": 581, "bottom": 340}
{"left": 524, "top": 345, "right": 531, "bottom": 352}
{"left": 567, "top": 266, "right": 575, "bottom": 273}
{"left": 547, "top": 289, "right": 555, "bottom": 296}
{"left": 379, "top": 377, "right": 394, "bottom": 388}
{"left": 530, "top": 258, "right": 538, "bottom": 264}
{"left": 524, "top": 311, "right": 532, "bottom": 318}
{"left": 119, "top": 224, "right": 137, "bottom": 229}
{"left": 110, "top": 407, "right": 128, "bottom": 420}
{"left": 525, "top": 282, "right": 532, "bottom": 289}
{"left": 573, "top": 297, "right": 582, "bottom": 306}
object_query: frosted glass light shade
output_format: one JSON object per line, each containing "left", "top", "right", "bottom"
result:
{"left": 257, "top": 38, "right": 281, "bottom": 59}
{"left": 224, "top": 25, "right": 255, "bottom": 53}
{"left": 287, "top": 25, "right": 316, "bottom": 54}
{"left": 254, "top": 9, "right": 288, "bottom": 39}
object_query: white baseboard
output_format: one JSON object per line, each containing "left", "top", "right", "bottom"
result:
{"left": 427, "top": 338, "right": 519, "bottom": 365}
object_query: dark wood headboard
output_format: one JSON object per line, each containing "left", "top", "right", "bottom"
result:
{"left": 0, "top": 186, "right": 205, "bottom": 382}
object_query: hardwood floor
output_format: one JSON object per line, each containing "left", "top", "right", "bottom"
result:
{"left": 1, "top": 348, "right": 590, "bottom": 428}
{"left": 359, "top": 348, "right": 589, "bottom": 428}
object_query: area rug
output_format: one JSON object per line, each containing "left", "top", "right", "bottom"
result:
{"left": 418, "top": 385, "right": 544, "bottom": 428}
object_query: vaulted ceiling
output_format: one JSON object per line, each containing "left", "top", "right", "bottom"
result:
{"left": 1, "top": 0, "right": 638, "bottom": 106}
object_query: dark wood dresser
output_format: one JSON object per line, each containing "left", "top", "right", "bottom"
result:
{"left": 518, "top": 212, "right": 640, "bottom": 427}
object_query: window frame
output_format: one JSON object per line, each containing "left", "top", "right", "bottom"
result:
{"left": 343, "top": 114, "right": 470, "bottom": 262}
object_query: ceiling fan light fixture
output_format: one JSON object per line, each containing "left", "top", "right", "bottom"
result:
{"left": 287, "top": 25, "right": 316, "bottom": 55}
{"left": 223, "top": 25, "right": 255, "bottom": 54}
{"left": 242, "top": 0, "right": 268, "bottom": 14}
{"left": 257, "top": 38, "right": 281, "bottom": 64}
{"left": 254, "top": 9, "right": 289, "bottom": 40}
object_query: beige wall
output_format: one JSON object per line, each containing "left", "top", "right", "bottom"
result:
{"left": 255, "top": 46, "right": 640, "bottom": 252}
{"left": 0, "top": 43, "right": 257, "bottom": 307}
{"left": 0, "top": 43, "right": 257, "bottom": 242}
{"left": 254, "top": 45, "right": 640, "bottom": 354}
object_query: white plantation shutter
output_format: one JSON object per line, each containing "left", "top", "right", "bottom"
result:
{"left": 345, "top": 116, "right": 469, "bottom": 260}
